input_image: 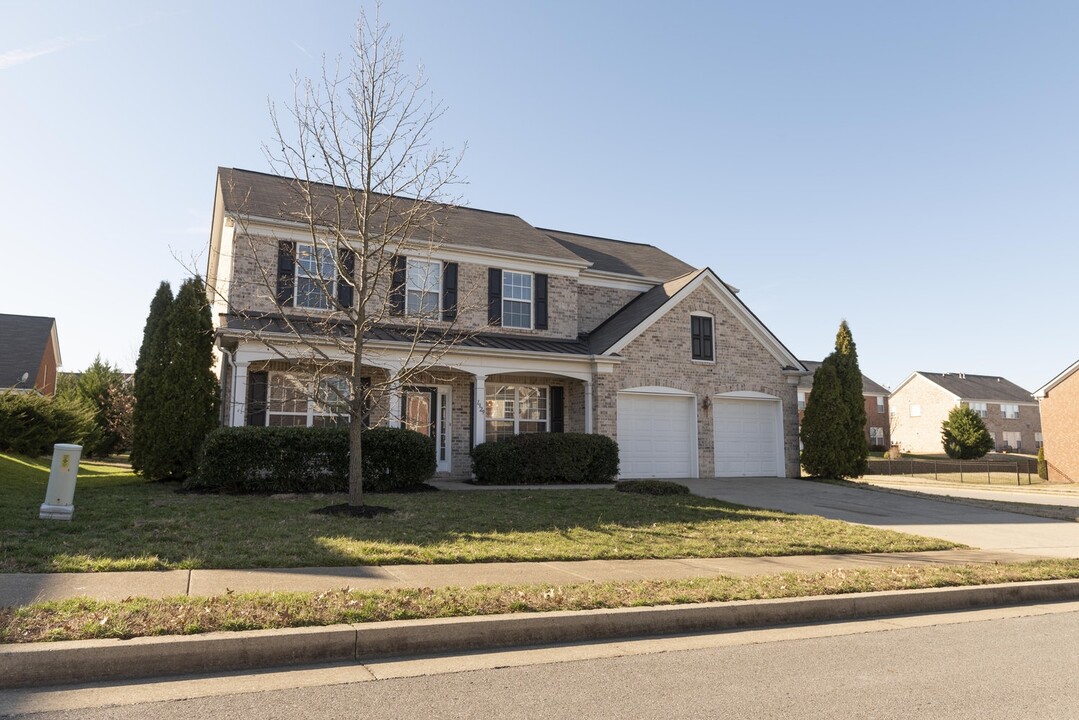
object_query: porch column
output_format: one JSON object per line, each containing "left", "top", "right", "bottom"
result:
{"left": 474, "top": 373, "right": 487, "bottom": 445}
{"left": 584, "top": 379, "right": 593, "bottom": 434}
{"left": 387, "top": 379, "right": 402, "bottom": 428}
{"left": 231, "top": 361, "right": 249, "bottom": 427}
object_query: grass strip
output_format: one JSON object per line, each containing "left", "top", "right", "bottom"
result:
{"left": 5, "top": 560, "right": 1079, "bottom": 644}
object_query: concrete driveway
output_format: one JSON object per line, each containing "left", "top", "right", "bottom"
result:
{"left": 683, "top": 477, "right": 1079, "bottom": 559}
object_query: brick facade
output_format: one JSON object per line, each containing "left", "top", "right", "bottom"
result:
{"left": 1038, "top": 369, "right": 1079, "bottom": 483}
{"left": 592, "top": 285, "right": 800, "bottom": 478}
{"left": 577, "top": 283, "right": 641, "bottom": 334}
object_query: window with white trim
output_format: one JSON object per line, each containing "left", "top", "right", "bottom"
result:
{"left": 502, "top": 271, "right": 533, "bottom": 328}
{"left": 910, "top": 404, "right": 921, "bottom": 417}
{"left": 869, "top": 426, "right": 885, "bottom": 444}
{"left": 876, "top": 396, "right": 885, "bottom": 414}
{"left": 485, "top": 384, "right": 548, "bottom": 441}
{"left": 1001, "top": 403, "right": 1019, "bottom": 420}
{"left": 797, "top": 391, "right": 806, "bottom": 411}
{"left": 295, "top": 243, "right": 336, "bottom": 310}
{"left": 968, "top": 402, "right": 988, "bottom": 418}
{"left": 406, "top": 259, "right": 441, "bottom": 316}
{"left": 1036, "top": 432, "right": 1043, "bottom": 448}
{"left": 1002, "top": 431, "right": 1022, "bottom": 450}
{"left": 266, "top": 373, "right": 349, "bottom": 427}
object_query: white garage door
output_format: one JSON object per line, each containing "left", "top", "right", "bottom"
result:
{"left": 617, "top": 393, "right": 695, "bottom": 479}
{"left": 713, "top": 398, "right": 782, "bottom": 477}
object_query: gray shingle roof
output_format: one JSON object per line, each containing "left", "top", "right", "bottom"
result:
{"left": 799, "top": 360, "right": 890, "bottom": 395}
{"left": 0, "top": 314, "right": 56, "bottom": 388}
{"left": 219, "top": 168, "right": 587, "bottom": 266}
{"left": 918, "top": 371, "right": 1035, "bottom": 404}
{"left": 541, "top": 228, "right": 694, "bottom": 280}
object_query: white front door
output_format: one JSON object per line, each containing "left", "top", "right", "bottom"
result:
{"left": 713, "top": 397, "right": 782, "bottom": 477}
{"left": 402, "top": 387, "right": 451, "bottom": 473}
{"left": 617, "top": 392, "right": 696, "bottom": 479}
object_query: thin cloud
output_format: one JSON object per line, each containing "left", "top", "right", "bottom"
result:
{"left": 0, "top": 37, "right": 85, "bottom": 70}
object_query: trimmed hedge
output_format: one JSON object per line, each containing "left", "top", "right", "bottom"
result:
{"left": 0, "top": 392, "right": 94, "bottom": 457}
{"left": 615, "top": 480, "right": 690, "bottom": 496}
{"left": 189, "top": 426, "right": 435, "bottom": 494}
{"left": 471, "top": 433, "right": 619, "bottom": 485}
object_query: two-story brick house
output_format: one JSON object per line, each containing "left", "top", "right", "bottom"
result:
{"left": 796, "top": 361, "right": 891, "bottom": 450}
{"left": 889, "top": 371, "right": 1041, "bottom": 454}
{"left": 206, "top": 168, "right": 807, "bottom": 480}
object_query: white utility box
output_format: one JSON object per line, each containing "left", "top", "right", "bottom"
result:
{"left": 39, "top": 443, "right": 83, "bottom": 521}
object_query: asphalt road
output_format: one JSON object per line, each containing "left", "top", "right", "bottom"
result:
{"left": 8, "top": 603, "right": 1079, "bottom": 719}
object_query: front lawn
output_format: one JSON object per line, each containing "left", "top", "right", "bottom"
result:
{"left": 0, "top": 452, "right": 957, "bottom": 573}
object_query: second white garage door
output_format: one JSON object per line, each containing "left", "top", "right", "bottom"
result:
{"left": 713, "top": 397, "right": 782, "bottom": 477}
{"left": 617, "top": 392, "right": 696, "bottom": 479}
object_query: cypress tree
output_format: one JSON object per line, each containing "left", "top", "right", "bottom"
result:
{"left": 154, "top": 276, "right": 220, "bottom": 480}
{"left": 131, "top": 282, "right": 173, "bottom": 474}
{"left": 800, "top": 357, "right": 851, "bottom": 478}
{"left": 833, "top": 320, "right": 869, "bottom": 477}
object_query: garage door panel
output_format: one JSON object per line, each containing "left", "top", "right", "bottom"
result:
{"left": 617, "top": 394, "right": 695, "bottom": 479}
{"left": 714, "top": 398, "right": 782, "bottom": 477}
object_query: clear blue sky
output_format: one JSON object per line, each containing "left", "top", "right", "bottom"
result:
{"left": 3, "top": 1, "right": 1076, "bottom": 392}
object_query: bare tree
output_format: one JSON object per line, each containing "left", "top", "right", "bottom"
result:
{"left": 214, "top": 7, "right": 471, "bottom": 512}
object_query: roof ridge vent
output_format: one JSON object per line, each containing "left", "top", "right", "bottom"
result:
{"left": 958, "top": 372, "right": 965, "bottom": 379}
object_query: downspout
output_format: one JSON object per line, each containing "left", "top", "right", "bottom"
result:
{"left": 216, "top": 340, "right": 235, "bottom": 427}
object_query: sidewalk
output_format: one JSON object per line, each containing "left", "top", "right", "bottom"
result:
{"left": 0, "top": 549, "right": 1042, "bottom": 607}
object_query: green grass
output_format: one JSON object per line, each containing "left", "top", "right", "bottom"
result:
{"left": 4, "top": 559, "right": 1077, "bottom": 643}
{"left": 0, "top": 452, "right": 957, "bottom": 573}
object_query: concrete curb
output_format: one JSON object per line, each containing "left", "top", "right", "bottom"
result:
{"left": 5, "top": 579, "right": 1079, "bottom": 688}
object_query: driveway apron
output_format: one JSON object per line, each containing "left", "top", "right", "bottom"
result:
{"left": 684, "top": 477, "right": 1079, "bottom": 559}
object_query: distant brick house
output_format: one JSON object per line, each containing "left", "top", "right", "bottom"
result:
{"left": 1035, "top": 360, "right": 1079, "bottom": 483}
{"left": 797, "top": 361, "right": 891, "bottom": 450}
{"left": 0, "top": 314, "right": 61, "bottom": 396}
{"left": 890, "top": 371, "right": 1040, "bottom": 454}
{"left": 206, "top": 168, "right": 809, "bottom": 480}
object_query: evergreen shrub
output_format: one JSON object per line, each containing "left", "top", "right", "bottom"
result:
{"left": 0, "top": 392, "right": 94, "bottom": 457}
{"left": 471, "top": 433, "right": 619, "bottom": 485}
{"left": 190, "top": 426, "right": 434, "bottom": 494}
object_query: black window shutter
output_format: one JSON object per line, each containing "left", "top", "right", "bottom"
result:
{"left": 337, "top": 248, "right": 355, "bottom": 309}
{"left": 487, "top": 268, "right": 502, "bottom": 325}
{"left": 469, "top": 382, "right": 475, "bottom": 448}
{"left": 702, "top": 317, "right": 714, "bottom": 360}
{"left": 534, "top": 274, "right": 548, "bottom": 330}
{"left": 276, "top": 242, "right": 295, "bottom": 306}
{"left": 691, "top": 316, "right": 702, "bottom": 359}
{"left": 442, "top": 263, "right": 458, "bottom": 321}
{"left": 550, "top": 386, "right": 564, "bottom": 433}
{"left": 389, "top": 255, "right": 406, "bottom": 315}
{"left": 245, "top": 371, "right": 268, "bottom": 426}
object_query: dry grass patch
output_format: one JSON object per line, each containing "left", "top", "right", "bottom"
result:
{"left": 4, "top": 560, "right": 1079, "bottom": 644}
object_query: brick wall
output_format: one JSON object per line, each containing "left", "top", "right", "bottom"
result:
{"left": 592, "top": 284, "right": 800, "bottom": 478}
{"left": 796, "top": 387, "right": 890, "bottom": 449}
{"left": 577, "top": 284, "right": 641, "bottom": 334}
{"left": 976, "top": 402, "right": 1041, "bottom": 453}
{"left": 1039, "top": 371, "right": 1079, "bottom": 483}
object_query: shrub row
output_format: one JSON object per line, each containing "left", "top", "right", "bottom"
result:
{"left": 189, "top": 426, "right": 435, "bottom": 494}
{"left": 615, "top": 479, "right": 689, "bottom": 496}
{"left": 470, "top": 433, "right": 619, "bottom": 485}
{"left": 0, "top": 392, "right": 95, "bottom": 457}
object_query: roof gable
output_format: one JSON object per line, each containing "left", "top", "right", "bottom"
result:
{"left": 0, "top": 314, "right": 58, "bottom": 388}
{"left": 1035, "top": 358, "right": 1079, "bottom": 398}
{"left": 590, "top": 268, "right": 804, "bottom": 370}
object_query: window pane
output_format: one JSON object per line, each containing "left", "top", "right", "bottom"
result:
{"left": 268, "top": 414, "right": 307, "bottom": 427}
{"left": 503, "top": 271, "right": 532, "bottom": 301}
{"left": 503, "top": 300, "right": 531, "bottom": 328}
{"left": 407, "top": 289, "right": 439, "bottom": 315}
{"left": 486, "top": 420, "right": 514, "bottom": 443}
{"left": 316, "top": 377, "right": 349, "bottom": 414}
{"left": 269, "top": 374, "right": 308, "bottom": 413}
{"left": 485, "top": 385, "right": 515, "bottom": 419}
{"left": 518, "top": 386, "right": 548, "bottom": 421}
{"left": 518, "top": 421, "right": 546, "bottom": 434}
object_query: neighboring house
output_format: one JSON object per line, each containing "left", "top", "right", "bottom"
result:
{"left": 0, "top": 314, "right": 61, "bottom": 396}
{"left": 796, "top": 361, "right": 891, "bottom": 449}
{"left": 889, "top": 371, "right": 1040, "bottom": 454}
{"left": 206, "top": 168, "right": 808, "bottom": 480}
{"left": 1034, "top": 360, "right": 1079, "bottom": 483}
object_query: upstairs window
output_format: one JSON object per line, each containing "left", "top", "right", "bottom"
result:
{"left": 876, "top": 396, "right": 885, "bottom": 414}
{"left": 797, "top": 392, "right": 806, "bottom": 411}
{"left": 910, "top": 404, "right": 921, "bottom": 417}
{"left": 1001, "top": 403, "right": 1019, "bottom": 420}
{"left": 295, "top": 244, "right": 336, "bottom": 310}
{"left": 406, "top": 259, "right": 441, "bottom": 316}
{"left": 691, "top": 315, "right": 714, "bottom": 361}
{"left": 968, "top": 402, "right": 988, "bottom": 418}
{"left": 502, "top": 271, "right": 533, "bottom": 328}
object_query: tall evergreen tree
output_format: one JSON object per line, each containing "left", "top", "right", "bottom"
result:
{"left": 151, "top": 276, "right": 220, "bottom": 480}
{"left": 131, "top": 282, "right": 173, "bottom": 474}
{"left": 56, "top": 355, "right": 128, "bottom": 457}
{"left": 800, "top": 357, "right": 852, "bottom": 478}
{"left": 833, "top": 320, "right": 869, "bottom": 477}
